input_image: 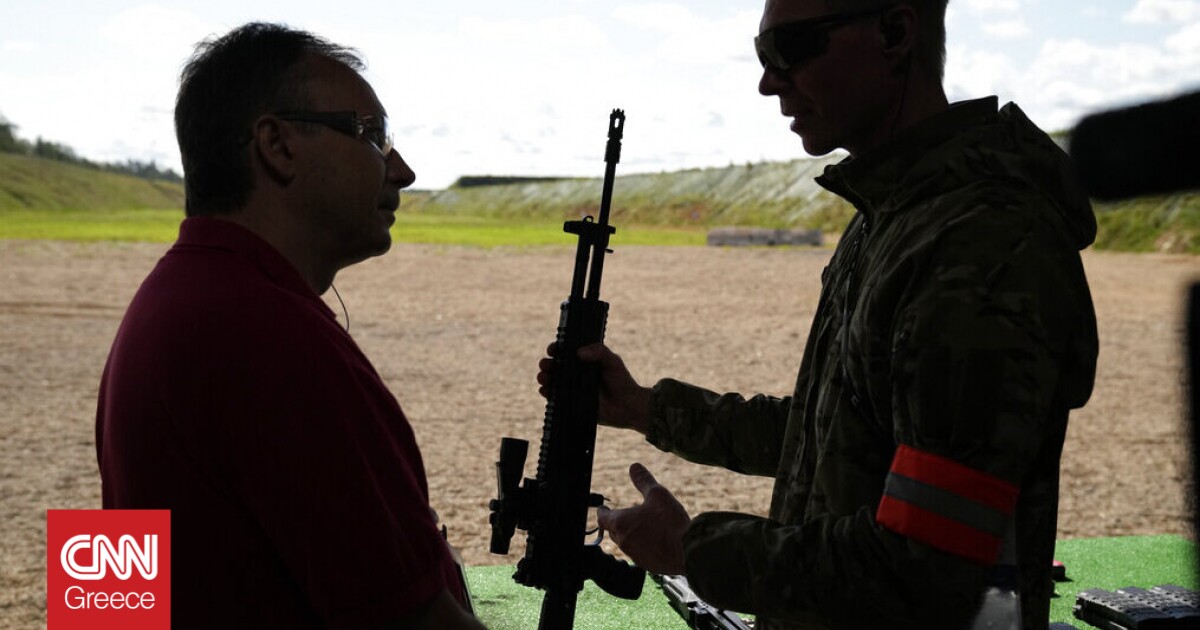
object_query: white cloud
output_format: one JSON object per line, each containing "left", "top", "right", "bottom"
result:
{"left": 949, "top": 33, "right": 1199, "bottom": 132}
{"left": 1166, "top": 19, "right": 1200, "bottom": 56}
{"left": 1123, "top": 0, "right": 1200, "bottom": 23}
{"left": 982, "top": 19, "right": 1031, "bottom": 38}
{"left": 614, "top": 4, "right": 759, "bottom": 66}
{"left": 3, "top": 1, "right": 1198, "bottom": 189}
{"left": 945, "top": 46, "right": 1020, "bottom": 102}
{"left": 2, "top": 40, "right": 35, "bottom": 53}
{"left": 99, "top": 4, "right": 212, "bottom": 53}
{"left": 961, "top": 0, "right": 1021, "bottom": 13}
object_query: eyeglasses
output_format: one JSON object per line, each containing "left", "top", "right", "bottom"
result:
{"left": 275, "top": 110, "right": 394, "bottom": 156}
{"left": 754, "top": 5, "right": 891, "bottom": 73}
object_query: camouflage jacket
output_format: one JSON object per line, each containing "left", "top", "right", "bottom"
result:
{"left": 645, "top": 97, "right": 1098, "bottom": 630}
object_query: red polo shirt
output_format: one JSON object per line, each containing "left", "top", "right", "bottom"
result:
{"left": 96, "top": 217, "right": 462, "bottom": 628}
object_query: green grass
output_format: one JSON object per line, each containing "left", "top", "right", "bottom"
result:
{"left": 0, "top": 208, "right": 706, "bottom": 247}
{"left": 1093, "top": 194, "right": 1199, "bottom": 254}
{"left": 0, "top": 208, "right": 183, "bottom": 242}
{"left": 0, "top": 152, "right": 1193, "bottom": 252}
{"left": 392, "top": 213, "right": 704, "bottom": 247}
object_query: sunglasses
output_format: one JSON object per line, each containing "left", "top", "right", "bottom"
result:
{"left": 754, "top": 5, "right": 891, "bottom": 73}
{"left": 275, "top": 110, "right": 395, "bottom": 156}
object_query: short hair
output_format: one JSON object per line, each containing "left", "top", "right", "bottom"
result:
{"left": 174, "top": 22, "right": 365, "bottom": 217}
{"left": 825, "top": 0, "right": 949, "bottom": 82}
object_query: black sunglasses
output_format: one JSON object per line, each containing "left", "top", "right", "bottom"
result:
{"left": 755, "top": 5, "right": 892, "bottom": 73}
{"left": 275, "top": 110, "right": 394, "bottom": 156}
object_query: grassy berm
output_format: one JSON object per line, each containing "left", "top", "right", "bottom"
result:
{"left": 410, "top": 158, "right": 1199, "bottom": 253}
{"left": 1, "top": 151, "right": 1196, "bottom": 253}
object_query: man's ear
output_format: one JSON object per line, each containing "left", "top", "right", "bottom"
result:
{"left": 879, "top": 5, "right": 917, "bottom": 65}
{"left": 249, "top": 115, "right": 298, "bottom": 183}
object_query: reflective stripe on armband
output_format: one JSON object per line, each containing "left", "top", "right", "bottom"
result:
{"left": 875, "top": 445, "right": 1019, "bottom": 565}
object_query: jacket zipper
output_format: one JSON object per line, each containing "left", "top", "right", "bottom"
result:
{"left": 840, "top": 214, "right": 872, "bottom": 411}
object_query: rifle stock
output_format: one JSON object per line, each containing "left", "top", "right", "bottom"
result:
{"left": 488, "top": 110, "right": 645, "bottom": 630}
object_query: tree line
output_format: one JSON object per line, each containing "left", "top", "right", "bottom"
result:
{"left": 0, "top": 118, "right": 182, "bottom": 183}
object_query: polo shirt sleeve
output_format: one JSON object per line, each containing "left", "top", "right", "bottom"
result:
{"left": 208, "top": 308, "right": 452, "bottom": 628}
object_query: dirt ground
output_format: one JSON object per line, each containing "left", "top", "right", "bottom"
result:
{"left": 1, "top": 238, "right": 1197, "bottom": 627}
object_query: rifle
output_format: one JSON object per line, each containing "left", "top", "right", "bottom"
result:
{"left": 488, "top": 109, "right": 645, "bottom": 630}
{"left": 656, "top": 574, "right": 754, "bottom": 630}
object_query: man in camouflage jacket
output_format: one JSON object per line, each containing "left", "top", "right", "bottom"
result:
{"left": 541, "top": 0, "right": 1099, "bottom": 628}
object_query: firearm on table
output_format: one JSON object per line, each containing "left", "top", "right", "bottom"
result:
{"left": 487, "top": 109, "right": 645, "bottom": 630}
{"left": 657, "top": 574, "right": 755, "bottom": 630}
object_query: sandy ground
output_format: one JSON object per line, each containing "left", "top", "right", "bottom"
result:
{"left": 1, "top": 238, "right": 1197, "bottom": 627}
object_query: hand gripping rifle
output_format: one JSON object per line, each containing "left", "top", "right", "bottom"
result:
{"left": 488, "top": 110, "right": 645, "bottom": 629}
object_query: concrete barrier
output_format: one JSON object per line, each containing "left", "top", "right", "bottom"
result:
{"left": 706, "top": 226, "right": 823, "bottom": 247}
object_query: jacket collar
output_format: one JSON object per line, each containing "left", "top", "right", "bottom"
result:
{"left": 815, "top": 96, "right": 1000, "bottom": 216}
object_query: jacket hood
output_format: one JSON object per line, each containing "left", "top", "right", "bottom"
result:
{"left": 818, "top": 97, "right": 1097, "bottom": 250}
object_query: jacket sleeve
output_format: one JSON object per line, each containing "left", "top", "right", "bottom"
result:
{"left": 644, "top": 378, "right": 791, "bottom": 477}
{"left": 677, "top": 199, "right": 1097, "bottom": 628}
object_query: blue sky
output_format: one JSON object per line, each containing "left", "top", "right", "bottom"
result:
{"left": 1, "top": 0, "right": 1197, "bottom": 189}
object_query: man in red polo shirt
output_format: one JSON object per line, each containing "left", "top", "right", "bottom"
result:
{"left": 96, "top": 23, "right": 483, "bottom": 629}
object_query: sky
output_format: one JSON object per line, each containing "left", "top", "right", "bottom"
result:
{"left": 1, "top": 0, "right": 1198, "bottom": 190}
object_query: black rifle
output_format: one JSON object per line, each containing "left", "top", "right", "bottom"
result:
{"left": 657, "top": 574, "right": 754, "bottom": 630}
{"left": 488, "top": 110, "right": 645, "bottom": 630}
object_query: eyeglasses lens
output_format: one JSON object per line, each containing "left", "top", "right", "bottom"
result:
{"left": 362, "top": 116, "right": 393, "bottom": 155}
{"left": 756, "top": 23, "right": 830, "bottom": 72}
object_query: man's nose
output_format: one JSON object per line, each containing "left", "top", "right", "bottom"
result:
{"left": 387, "top": 150, "right": 416, "bottom": 188}
{"left": 759, "top": 67, "right": 789, "bottom": 96}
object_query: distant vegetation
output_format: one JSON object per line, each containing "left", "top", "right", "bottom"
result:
{"left": 1093, "top": 193, "right": 1200, "bottom": 253}
{"left": 0, "top": 116, "right": 182, "bottom": 183}
{"left": 409, "top": 158, "right": 1199, "bottom": 254}
{"left": 0, "top": 128, "right": 1194, "bottom": 252}
{"left": 407, "top": 157, "right": 860, "bottom": 236}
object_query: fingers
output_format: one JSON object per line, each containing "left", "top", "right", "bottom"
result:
{"left": 596, "top": 465, "right": 690, "bottom": 575}
{"left": 536, "top": 357, "right": 554, "bottom": 384}
{"left": 596, "top": 504, "right": 613, "bottom": 531}
{"left": 596, "top": 504, "right": 626, "bottom": 544}
{"left": 598, "top": 466, "right": 654, "bottom": 540}
{"left": 578, "top": 342, "right": 617, "bottom": 365}
{"left": 538, "top": 342, "right": 616, "bottom": 398}
{"left": 628, "top": 463, "right": 659, "bottom": 497}
{"left": 544, "top": 341, "right": 616, "bottom": 366}
{"left": 536, "top": 344, "right": 557, "bottom": 398}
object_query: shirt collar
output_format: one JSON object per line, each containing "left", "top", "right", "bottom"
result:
{"left": 174, "top": 216, "right": 334, "bottom": 317}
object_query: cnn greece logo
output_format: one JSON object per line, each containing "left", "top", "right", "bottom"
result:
{"left": 60, "top": 533, "right": 158, "bottom": 580}
{"left": 47, "top": 510, "right": 170, "bottom": 630}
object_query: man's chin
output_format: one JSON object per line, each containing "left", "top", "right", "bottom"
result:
{"left": 801, "top": 138, "right": 840, "bottom": 158}
{"left": 351, "top": 234, "right": 394, "bottom": 264}
{"left": 369, "top": 234, "right": 393, "bottom": 257}
{"left": 797, "top": 133, "right": 837, "bottom": 158}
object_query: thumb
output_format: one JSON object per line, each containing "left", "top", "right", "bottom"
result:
{"left": 577, "top": 342, "right": 609, "bottom": 363}
{"left": 628, "top": 463, "right": 659, "bottom": 498}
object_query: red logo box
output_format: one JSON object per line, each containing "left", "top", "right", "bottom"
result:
{"left": 47, "top": 510, "right": 170, "bottom": 630}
